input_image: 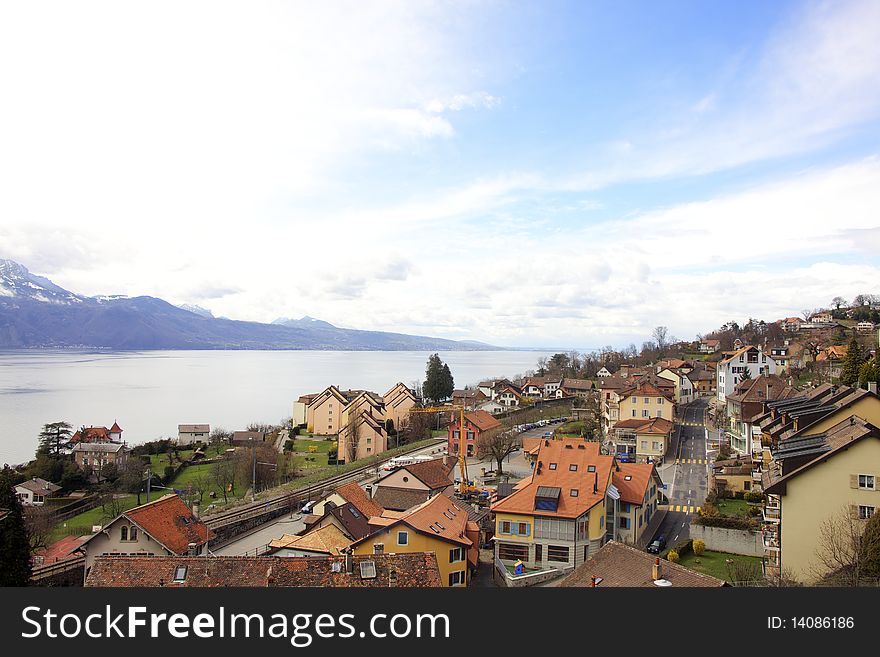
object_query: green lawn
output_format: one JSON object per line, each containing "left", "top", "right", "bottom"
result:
{"left": 715, "top": 498, "right": 752, "bottom": 518}
{"left": 144, "top": 444, "right": 227, "bottom": 474}
{"left": 677, "top": 550, "right": 763, "bottom": 582}
{"left": 166, "top": 462, "right": 248, "bottom": 505}
{"left": 49, "top": 494, "right": 140, "bottom": 543}
{"left": 431, "top": 429, "right": 447, "bottom": 438}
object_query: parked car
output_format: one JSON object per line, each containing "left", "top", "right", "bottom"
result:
{"left": 647, "top": 535, "right": 666, "bottom": 554}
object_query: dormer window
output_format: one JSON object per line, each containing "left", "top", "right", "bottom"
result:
{"left": 569, "top": 464, "right": 578, "bottom": 472}
{"left": 549, "top": 463, "right": 557, "bottom": 470}
{"left": 120, "top": 525, "right": 128, "bottom": 541}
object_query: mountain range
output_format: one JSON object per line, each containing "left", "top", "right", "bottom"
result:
{"left": 0, "top": 259, "right": 497, "bottom": 351}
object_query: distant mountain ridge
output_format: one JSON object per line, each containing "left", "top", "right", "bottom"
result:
{"left": 0, "top": 259, "right": 498, "bottom": 351}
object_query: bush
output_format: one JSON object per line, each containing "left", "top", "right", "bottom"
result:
{"left": 733, "top": 490, "right": 745, "bottom": 499}
{"left": 163, "top": 465, "right": 175, "bottom": 482}
{"left": 692, "top": 539, "right": 705, "bottom": 556}
{"left": 667, "top": 550, "right": 680, "bottom": 563}
{"left": 747, "top": 505, "right": 762, "bottom": 517}
{"left": 743, "top": 490, "right": 764, "bottom": 503}
{"left": 694, "top": 514, "right": 759, "bottom": 530}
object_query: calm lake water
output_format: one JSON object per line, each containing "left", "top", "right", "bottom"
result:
{"left": 0, "top": 350, "right": 547, "bottom": 465}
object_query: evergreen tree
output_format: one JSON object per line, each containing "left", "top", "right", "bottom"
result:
{"left": 840, "top": 338, "right": 865, "bottom": 387}
{"left": 859, "top": 358, "right": 879, "bottom": 387}
{"left": 739, "top": 367, "right": 752, "bottom": 382}
{"left": 423, "top": 353, "right": 454, "bottom": 404}
{"left": 0, "top": 466, "right": 33, "bottom": 585}
{"left": 37, "top": 421, "right": 73, "bottom": 457}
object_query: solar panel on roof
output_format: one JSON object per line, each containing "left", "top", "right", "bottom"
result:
{"left": 536, "top": 486, "right": 561, "bottom": 498}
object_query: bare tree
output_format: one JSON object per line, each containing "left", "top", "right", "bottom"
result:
{"left": 476, "top": 427, "right": 515, "bottom": 474}
{"left": 812, "top": 506, "right": 873, "bottom": 585}
{"left": 25, "top": 506, "right": 55, "bottom": 552}
{"left": 831, "top": 296, "right": 847, "bottom": 310}
{"left": 801, "top": 308, "right": 818, "bottom": 321}
{"left": 212, "top": 455, "right": 238, "bottom": 503}
{"left": 652, "top": 326, "right": 669, "bottom": 354}
{"left": 343, "top": 411, "right": 359, "bottom": 463}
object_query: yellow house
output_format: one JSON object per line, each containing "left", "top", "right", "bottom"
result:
{"left": 306, "top": 386, "right": 349, "bottom": 435}
{"left": 763, "top": 415, "right": 880, "bottom": 582}
{"left": 349, "top": 493, "right": 479, "bottom": 587}
{"left": 618, "top": 379, "right": 676, "bottom": 423}
{"left": 383, "top": 382, "right": 417, "bottom": 434}
{"left": 611, "top": 462, "right": 663, "bottom": 546}
{"left": 610, "top": 416, "right": 673, "bottom": 463}
{"left": 337, "top": 391, "right": 388, "bottom": 463}
{"left": 491, "top": 437, "right": 615, "bottom": 573}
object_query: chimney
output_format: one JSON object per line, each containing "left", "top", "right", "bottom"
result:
{"left": 192, "top": 501, "right": 200, "bottom": 520}
{"left": 345, "top": 551, "right": 353, "bottom": 574}
{"left": 590, "top": 575, "right": 597, "bottom": 587}
{"left": 593, "top": 471, "right": 598, "bottom": 494}
{"left": 652, "top": 557, "right": 661, "bottom": 581}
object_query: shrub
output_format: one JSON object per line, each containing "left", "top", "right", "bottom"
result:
{"left": 743, "top": 490, "right": 764, "bottom": 503}
{"left": 733, "top": 490, "right": 745, "bottom": 499}
{"left": 692, "top": 539, "right": 706, "bottom": 556}
{"left": 667, "top": 550, "right": 680, "bottom": 563}
{"left": 163, "top": 465, "right": 175, "bottom": 482}
{"left": 747, "top": 505, "right": 762, "bottom": 517}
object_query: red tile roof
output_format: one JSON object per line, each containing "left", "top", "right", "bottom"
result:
{"left": 336, "top": 482, "right": 385, "bottom": 519}
{"left": 122, "top": 494, "right": 213, "bottom": 554}
{"left": 396, "top": 457, "right": 456, "bottom": 490}
{"left": 491, "top": 438, "right": 613, "bottom": 519}
{"left": 612, "top": 417, "right": 675, "bottom": 435}
{"left": 462, "top": 410, "right": 502, "bottom": 432}
{"left": 110, "top": 421, "right": 122, "bottom": 433}
{"left": 612, "top": 462, "right": 659, "bottom": 506}
{"left": 85, "top": 553, "right": 443, "bottom": 587}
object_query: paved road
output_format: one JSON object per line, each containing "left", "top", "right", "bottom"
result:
{"left": 651, "top": 398, "right": 710, "bottom": 548}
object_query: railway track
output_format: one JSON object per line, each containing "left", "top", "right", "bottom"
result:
{"left": 203, "top": 439, "right": 445, "bottom": 530}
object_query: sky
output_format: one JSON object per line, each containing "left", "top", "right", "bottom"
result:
{"left": 1, "top": 0, "right": 879, "bottom": 350}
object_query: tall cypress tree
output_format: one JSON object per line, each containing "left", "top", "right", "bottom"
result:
{"left": 0, "top": 466, "right": 33, "bottom": 586}
{"left": 423, "top": 353, "right": 454, "bottom": 404}
{"left": 840, "top": 338, "right": 865, "bottom": 387}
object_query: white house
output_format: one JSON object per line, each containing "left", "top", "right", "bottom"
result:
{"left": 811, "top": 311, "right": 833, "bottom": 324}
{"left": 716, "top": 345, "right": 778, "bottom": 403}
{"left": 699, "top": 339, "right": 720, "bottom": 353}
{"left": 543, "top": 379, "right": 562, "bottom": 397}
{"left": 15, "top": 478, "right": 61, "bottom": 506}
{"left": 596, "top": 366, "right": 614, "bottom": 378}
{"left": 178, "top": 424, "right": 210, "bottom": 446}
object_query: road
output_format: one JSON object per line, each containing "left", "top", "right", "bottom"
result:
{"left": 651, "top": 397, "right": 710, "bottom": 548}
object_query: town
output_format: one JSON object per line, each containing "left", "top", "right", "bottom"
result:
{"left": 3, "top": 299, "right": 880, "bottom": 589}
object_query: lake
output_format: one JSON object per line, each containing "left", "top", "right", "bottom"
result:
{"left": 0, "top": 349, "right": 548, "bottom": 464}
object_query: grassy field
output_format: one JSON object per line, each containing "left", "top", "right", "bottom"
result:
{"left": 677, "top": 550, "right": 763, "bottom": 582}
{"left": 288, "top": 438, "right": 335, "bottom": 471}
{"left": 715, "top": 498, "right": 752, "bottom": 517}
{"left": 144, "top": 444, "right": 227, "bottom": 473}
{"left": 49, "top": 494, "right": 140, "bottom": 543}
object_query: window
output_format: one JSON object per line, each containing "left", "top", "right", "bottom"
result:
{"left": 449, "top": 547, "right": 465, "bottom": 563}
{"left": 858, "top": 474, "right": 876, "bottom": 490}
{"left": 619, "top": 516, "right": 630, "bottom": 529}
{"left": 631, "top": 397, "right": 637, "bottom": 404}
{"left": 173, "top": 565, "right": 187, "bottom": 582}
{"left": 466, "top": 431, "right": 475, "bottom": 440}
{"left": 500, "top": 521, "right": 511, "bottom": 534}
{"left": 373, "top": 543, "right": 384, "bottom": 554}
{"left": 643, "top": 397, "right": 649, "bottom": 404}
{"left": 643, "top": 410, "right": 650, "bottom": 417}
{"left": 397, "top": 531, "right": 408, "bottom": 546}
{"left": 570, "top": 489, "right": 579, "bottom": 497}
{"left": 569, "top": 464, "right": 578, "bottom": 472}
{"left": 448, "top": 571, "right": 465, "bottom": 586}
{"left": 657, "top": 397, "right": 663, "bottom": 404}
{"left": 632, "top": 410, "right": 637, "bottom": 417}
{"left": 656, "top": 410, "right": 662, "bottom": 418}
{"left": 859, "top": 506, "right": 875, "bottom": 520}
{"left": 518, "top": 522, "right": 529, "bottom": 536}
{"left": 641, "top": 441, "right": 647, "bottom": 449}
{"left": 497, "top": 542, "right": 528, "bottom": 561}
{"left": 130, "top": 526, "right": 138, "bottom": 541}
{"left": 600, "top": 516, "right": 604, "bottom": 529}
{"left": 652, "top": 441, "right": 660, "bottom": 450}
{"left": 549, "top": 463, "right": 557, "bottom": 470}
{"left": 588, "top": 465, "right": 596, "bottom": 472}
{"left": 546, "top": 545, "right": 570, "bottom": 563}
{"left": 120, "top": 526, "right": 128, "bottom": 541}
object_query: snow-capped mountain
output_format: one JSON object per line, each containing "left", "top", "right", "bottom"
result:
{"left": 271, "top": 315, "right": 336, "bottom": 329}
{"left": 178, "top": 304, "right": 215, "bottom": 318}
{"left": 0, "top": 259, "right": 84, "bottom": 304}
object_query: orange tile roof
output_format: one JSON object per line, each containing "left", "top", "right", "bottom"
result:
{"left": 352, "top": 493, "right": 472, "bottom": 549}
{"left": 612, "top": 462, "right": 659, "bottom": 506}
{"left": 397, "top": 457, "right": 456, "bottom": 490}
{"left": 491, "top": 438, "right": 613, "bottom": 519}
{"left": 122, "top": 494, "right": 212, "bottom": 554}
{"left": 612, "top": 417, "right": 674, "bottom": 435}
{"left": 267, "top": 524, "right": 349, "bottom": 555}
{"left": 336, "top": 482, "right": 385, "bottom": 519}
{"left": 462, "top": 410, "right": 502, "bottom": 432}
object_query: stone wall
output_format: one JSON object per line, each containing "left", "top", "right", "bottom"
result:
{"left": 689, "top": 523, "right": 762, "bottom": 557}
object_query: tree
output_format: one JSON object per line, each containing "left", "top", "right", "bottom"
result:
{"left": 859, "top": 358, "right": 879, "bottom": 387}
{"left": 117, "top": 458, "right": 148, "bottom": 505}
{"left": 476, "top": 428, "right": 517, "bottom": 475}
{"left": 343, "top": 411, "right": 360, "bottom": 463}
{"left": 739, "top": 367, "right": 752, "bottom": 382}
{"left": 24, "top": 506, "right": 55, "bottom": 552}
{"left": 37, "top": 421, "right": 73, "bottom": 457}
{"left": 423, "top": 353, "right": 454, "bottom": 404}
{"left": 813, "top": 506, "right": 874, "bottom": 585}
{"left": 212, "top": 454, "right": 240, "bottom": 503}
{"left": 0, "top": 466, "right": 32, "bottom": 585}
{"left": 831, "top": 296, "right": 847, "bottom": 310}
{"left": 859, "top": 512, "right": 880, "bottom": 580}
{"left": 840, "top": 338, "right": 865, "bottom": 387}
{"left": 652, "top": 326, "right": 669, "bottom": 356}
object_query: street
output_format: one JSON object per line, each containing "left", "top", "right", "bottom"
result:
{"left": 651, "top": 397, "right": 710, "bottom": 548}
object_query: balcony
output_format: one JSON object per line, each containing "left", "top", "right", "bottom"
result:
{"left": 762, "top": 528, "right": 780, "bottom": 551}
{"left": 762, "top": 506, "right": 780, "bottom": 523}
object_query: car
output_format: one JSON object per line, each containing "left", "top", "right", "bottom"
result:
{"left": 300, "top": 500, "right": 317, "bottom": 514}
{"left": 647, "top": 535, "right": 666, "bottom": 554}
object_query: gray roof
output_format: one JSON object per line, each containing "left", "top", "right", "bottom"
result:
{"left": 16, "top": 478, "right": 61, "bottom": 494}
{"left": 73, "top": 442, "right": 126, "bottom": 453}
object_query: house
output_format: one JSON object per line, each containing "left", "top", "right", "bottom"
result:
{"left": 611, "top": 462, "right": 663, "bottom": 546}
{"left": 292, "top": 392, "right": 319, "bottom": 427}
{"left": 177, "top": 423, "right": 210, "bottom": 446}
{"left": 699, "top": 339, "right": 721, "bottom": 354}
{"left": 557, "top": 378, "right": 595, "bottom": 399}
{"left": 310, "top": 481, "right": 385, "bottom": 521}
{"left": 495, "top": 384, "right": 522, "bottom": 408}
{"left": 520, "top": 377, "right": 546, "bottom": 398}
{"left": 656, "top": 367, "right": 694, "bottom": 405}
{"left": 716, "top": 345, "right": 777, "bottom": 403}
{"left": 349, "top": 493, "right": 479, "bottom": 587}
{"left": 543, "top": 378, "right": 562, "bottom": 397}
{"left": 14, "top": 477, "right": 61, "bottom": 506}
{"left": 85, "top": 553, "right": 443, "bottom": 587}
{"left": 733, "top": 338, "right": 744, "bottom": 350}
{"left": 710, "top": 458, "right": 757, "bottom": 496}
{"left": 266, "top": 524, "right": 350, "bottom": 557}
{"left": 762, "top": 415, "right": 880, "bottom": 582}
{"left": 452, "top": 388, "right": 488, "bottom": 410}
{"left": 476, "top": 399, "right": 509, "bottom": 415}
{"left": 811, "top": 311, "right": 833, "bottom": 324}
{"left": 857, "top": 321, "right": 876, "bottom": 333}
{"left": 618, "top": 378, "right": 676, "bottom": 422}
{"left": 230, "top": 430, "right": 265, "bottom": 446}
{"left": 372, "top": 456, "right": 456, "bottom": 511}
{"left": 767, "top": 344, "right": 793, "bottom": 373}
{"left": 491, "top": 437, "right": 615, "bottom": 574}
{"left": 448, "top": 410, "right": 502, "bottom": 457}
{"left": 724, "top": 374, "right": 798, "bottom": 455}
{"left": 595, "top": 366, "right": 615, "bottom": 378}
{"left": 72, "top": 442, "right": 129, "bottom": 481}
{"left": 477, "top": 378, "right": 515, "bottom": 400}
{"left": 306, "top": 386, "right": 352, "bottom": 435}
{"left": 558, "top": 540, "right": 726, "bottom": 587}
{"left": 302, "top": 502, "right": 376, "bottom": 542}
{"left": 687, "top": 367, "right": 715, "bottom": 396}
{"left": 778, "top": 317, "right": 802, "bottom": 333}
{"left": 598, "top": 375, "right": 634, "bottom": 435}
{"left": 75, "top": 494, "right": 213, "bottom": 576}
{"left": 610, "top": 417, "right": 674, "bottom": 464}
{"left": 336, "top": 391, "right": 387, "bottom": 463}
{"left": 70, "top": 422, "right": 123, "bottom": 444}
{"left": 383, "top": 382, "right": 417, "bottom": 433}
